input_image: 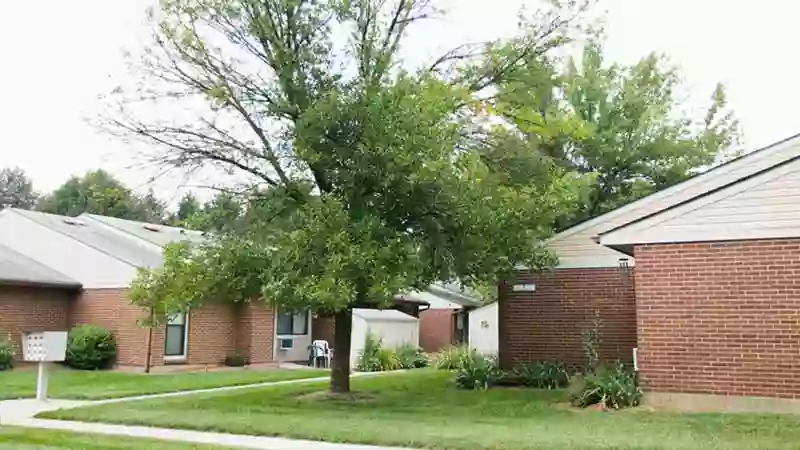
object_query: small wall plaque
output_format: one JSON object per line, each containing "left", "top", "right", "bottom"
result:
{"left": 512, "top": 283, "right": 536, "bottom": 292}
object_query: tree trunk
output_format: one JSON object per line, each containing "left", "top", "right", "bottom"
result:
{"left": 143, "top": 309, "right": 154, "bottom": 374}
{"left": 330, "top": 308, "right": 352, "bottom": 393}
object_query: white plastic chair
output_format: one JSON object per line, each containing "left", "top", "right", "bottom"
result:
{"left": 310, "top": 340, "right": 331, "bottom": 368}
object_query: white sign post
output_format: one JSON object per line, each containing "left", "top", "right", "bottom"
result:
{"left": 22, "top": 331, "right": 68, "bottom": 401}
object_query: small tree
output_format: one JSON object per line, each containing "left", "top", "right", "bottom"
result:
{"left": 0, "top": 167, "right": 38, "bottom": 209}
{"left": 122, "top": 0, "right": 595, "bottom": 393}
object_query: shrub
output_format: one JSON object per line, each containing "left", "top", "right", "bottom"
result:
{"left": 224, "top": 353, "right": 247, "bottom": 367}
{"left": 569, "top": 362, "right": 642, "bottom": 409}
{"left": 432, "top": 345, "right": 473, "bottom": 370}
{"left": 65, "top": 325, "right": 117, "bottom": 370}
{"left": 455, "top": 350, "right": 499, "bottom": 390}
{"left": 356, "top": 333, "right": 400, "bottom": 372}
{"left": 509, "top": 361, "right": 570, "bottom": 389}
{"left": 395, "top": 343, "right": 428, "bottom": 369}
{"left": 0, "top": 338, "right": 14, "bottom": 371}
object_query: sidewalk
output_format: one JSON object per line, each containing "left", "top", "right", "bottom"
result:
{"left": 0, "top": 371, "right": 412, "bottom": 450}
{"left": 6, "top": 418, "right": 412, "bottom": 450}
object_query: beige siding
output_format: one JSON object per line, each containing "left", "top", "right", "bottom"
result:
{"left": 549, "top": 230, "right": 633, "bottom": 268}
{"left": 549, "top": 135, "right": 800, "bottom": 268}
{"left": 602, "top": 157, "right": 800, "bottom": 245}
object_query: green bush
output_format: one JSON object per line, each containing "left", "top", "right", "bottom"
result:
{"left": 395, "top": 343, "right": 428, "bottom": 369}
{"left": 0, "top": 338, "right": 14, "bottom": 371}
{"left": 432, "top": 345, "right": 474, "bottom": 370}
{"left": 569, "top": 362, "right": 642, "bottom": 409}
{"left": 224, "top": 353, "right": 247, "bottom": 367}
{"left": 356, "top": 333, "right": 400, "bottom": 372}
{"left": 65, "top": 325, "right": 117, "bottom": 370}
{"left": 510, "top": 361, "right": 570, "bottom": 389}
{"left": 455, "top": 350, "right": 499, "bottom": 390}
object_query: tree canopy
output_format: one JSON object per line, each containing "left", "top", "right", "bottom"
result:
{"left": 37, "top": 169, "right": 167, "bottom": 222}
{"left": 169, "top": 191, "right": 244, "bottom": 232}
{"left": 169, "top": 192, "right": 202, "bottom": 226}
{"left": 123, "top": 0, "right": 594, "bottom": 392}
{"left": 0, "top": 167, "right": 38, "bottom": 209}
{"left": 494, "top": 44, "right": 740, "bottom": 229}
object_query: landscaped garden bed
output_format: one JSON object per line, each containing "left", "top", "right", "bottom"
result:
{"left": 40, "top": 370, "right": 800, "bottom": 450}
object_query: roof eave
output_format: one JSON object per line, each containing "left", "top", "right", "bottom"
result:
{"left": 0, "top": 278, "right": 83, "bottom": 290}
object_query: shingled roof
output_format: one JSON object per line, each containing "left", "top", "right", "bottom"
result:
{"left": 0, "top": 243, "right": 81, "bottom": 288}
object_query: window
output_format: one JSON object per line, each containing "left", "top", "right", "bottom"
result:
{"left": 164, "top": 312, "right": 187, "bottom": 357}
{"left": 277, "top": 311, "right": 309, "bottom": 335}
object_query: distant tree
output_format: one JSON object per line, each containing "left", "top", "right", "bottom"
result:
{"left": 38, "top": 170, "right": 166, "bottom": 221}
{"left": 0, "top": 167, "right": 38, "bottom": 209}
{"left": 495, "top": 44, "right": 741, "bottom": 228}
{"left": 134, "top": 188, "right": 168, "bottom": 223}
{"left": 187, "top": 192, "right": 243, "bottom": 233}
{"left": 168, "top": 192, "right": 202, "bottom": 226}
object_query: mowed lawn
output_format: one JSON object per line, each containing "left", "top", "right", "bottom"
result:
{"left": 0, "top": 367, "right": 325, "bottom": 400}
{"left": 0, "top": 426, "right": 230, "bottom": 449}
{"left": 41, "top": 370, "right": 800, "bottom": 450}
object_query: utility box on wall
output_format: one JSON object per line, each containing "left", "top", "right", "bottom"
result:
{"left": 22, "top": 331, "right": 68, "bottom": 362}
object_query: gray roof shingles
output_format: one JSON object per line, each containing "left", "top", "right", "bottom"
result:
{"left": 81, "top": 214, "right": 205, "bottom": 247}
{"left": 0, "top": 243, "right": 81, "bottom": 288}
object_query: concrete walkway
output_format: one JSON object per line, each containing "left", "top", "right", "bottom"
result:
{"left": 0, "top": 371, "right": 413, "bottom": 450}
{"left": 6, "top": 418, "right": 412, "bottom": 450}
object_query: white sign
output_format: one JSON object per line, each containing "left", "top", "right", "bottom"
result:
{"left": 22, "top": 331, "right": 67, "bottom": 362}
{"left": 512, "top": 283, "right": 536, "bottom": 292}
{"left": 22, "top": 331, "right": 68, "bottom": 402}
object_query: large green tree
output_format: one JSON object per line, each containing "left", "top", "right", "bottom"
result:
{"left": 168, "top": 192, "right": 202, "bottom": 226}
{"left": 495, "top": 44, "right": 740, "bottom": 228}
{"left": 190, "top": 192, "right": 244, "bottom": 232}
{"left": 38, "top": 169, "right": 167, "bottom": 221}
{"left": 122, "top": 0, "right": 593, "bottom": 392}
{"left": 0, "top": 167, "right": 38, "bottom": 209}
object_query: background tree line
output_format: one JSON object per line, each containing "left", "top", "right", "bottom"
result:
{"left": 0, "top": 166, "right": 241, "bottom": 232}
{"left": 1, "top": 39, "right": 739, "bottom": 234}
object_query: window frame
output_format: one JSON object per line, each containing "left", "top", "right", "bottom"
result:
{"left": 276, "top": 310, "right": 309, "bottom": 336}
{"left": 164, "top": 312, "right": 189, "bottom": 359}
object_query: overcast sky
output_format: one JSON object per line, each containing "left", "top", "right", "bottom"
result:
{"left": 1, "top": 0, "right": 797, "bottom": 203}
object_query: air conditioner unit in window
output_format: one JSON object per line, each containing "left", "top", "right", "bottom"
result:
{"left": 279, "top": 338, "right": 294, "bottom": 350}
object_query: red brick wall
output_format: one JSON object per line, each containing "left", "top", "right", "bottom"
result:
{"left": 235, "top": 303, "right": 275, "bottom": 364}
{"left": 419, "top": 309, "right": 455, "bottom": 352}
{"left": 0, "top": 285, "right": 72, "bottom": 360}
{"left": 72, "top": 290, "right": 265, "bottom": 367}
{"left": 187, "top": 303, "right": 236, "bottom": 365}
{"left": 312, "top": 315, "right": 335, "bottom": 345}
{"left": 69, "top": 288, "right": 154, "bottom": 366}
{"left": 499, "top": 268, "right": 636, "bottom": 369}
{"left": 635, "top": 240, "right": 800, "bottom": 399}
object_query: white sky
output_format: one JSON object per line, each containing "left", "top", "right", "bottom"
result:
{"left": 1, "top": 0, "right": 797, "bottom": 203}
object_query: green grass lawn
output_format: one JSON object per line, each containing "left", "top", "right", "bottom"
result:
{"left": 0, "top": 426, "right": 229, "bottom": 449}
{"left": 40, "top": 369, "right": 800, "bottom": 450}
{"left": 0, "top": 366, "right": 325, "bottom": 400}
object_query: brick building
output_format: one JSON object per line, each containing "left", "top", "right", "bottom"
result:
{"left": 0, "top": 208, "right": 444, "bottom": 369}
{"left": 0, "top": 208, "right": 284, "bottom": 368}
{"left": 501, "top": 133, "right": 800, "bottom": 411}
{"left": 402, "top": 284, "right": 479, "bottom": 353}
{"left": 0, "top": 244, "right": 79, "bottom": 358}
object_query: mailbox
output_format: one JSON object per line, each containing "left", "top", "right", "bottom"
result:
{"left": 22, "top": 331, "right": 68, "bottom": 362}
